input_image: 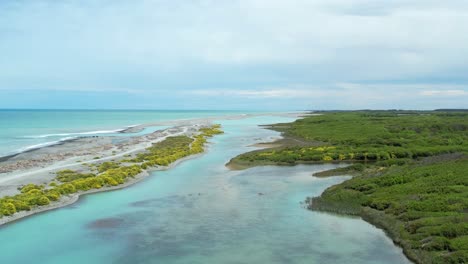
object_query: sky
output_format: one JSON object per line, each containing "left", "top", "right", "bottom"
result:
{"left": 1, "top": 0, "right": 468, "bottom": 110}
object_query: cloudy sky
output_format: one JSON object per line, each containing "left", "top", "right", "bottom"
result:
{"left": 1, "top": 0, "right": 468, "bottom": 110}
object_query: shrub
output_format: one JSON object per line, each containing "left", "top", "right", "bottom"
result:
{"left": 1, "top": 202, "right": 17, "bottom": 216}
{"left": 20, "top": 184, "right": 42, "bottom": 193}
{"left": 97, "top": 161, "right": 120, "bottom": 173}
{"left": 36, "top": 196, "right": 50, "bottom": 206}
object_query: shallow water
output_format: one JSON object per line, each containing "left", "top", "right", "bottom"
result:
{"left": 0, "top": 109, "right": 256, "bottom": 156}
{"left": 0, "top": 115, "right": 411, "bottom": 264}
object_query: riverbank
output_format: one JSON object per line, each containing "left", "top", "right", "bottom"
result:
{"left": 308, "top": 155, "right": 468, "bottom": 264}
{"left": 0, "top": 122, "right": 224, "bottom": 226}
{"left": 0, "top": 112, "right": 413, "bottom": 264}
{"left": 0, "top": 151, "right": 207, "bottom": 226}
{"left": 0, "top": 124, "right": 197, "bottom": 196}
{"left": 227, "top": 110, "right": 468, "bottom": 263}
{"left": 0, "top": 112, "right": 306, "bottom": 226}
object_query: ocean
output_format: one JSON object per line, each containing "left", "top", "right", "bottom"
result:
{"left": 0, "top": 109, "right": 253, "bottom": 157}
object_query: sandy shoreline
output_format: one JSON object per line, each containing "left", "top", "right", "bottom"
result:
{"left": 0, "top": 112, "right": 305, "bottom": 226}
{"left": 0, "top": 125, "right": 193, "bottom": 195}
{"left": 0, "top": 150, "right": 205, "bottom": 227}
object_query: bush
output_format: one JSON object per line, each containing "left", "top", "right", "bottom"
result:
{"left": 46, "top": 191, "right": 61, "bottom": 202}
{"left": 0, "top": 125, "right": 224, "bottom": 219}
{"left": 1, "top": 202, "right": 17, "bottom": 216}
{"left": 422, "top": 236, "right": 450, "bottom": 251}
{"left": 97, "top": 161, "right": 120, "bottom": 173}
{"left": 36, "top": 196, "right": 50, "bottom": 206}
{"left": 450, "top": 236, "right": 468, "bottom": 251}
{"left": 20, "top": 184, "right": 42, "bottom": 193}
{"left": 56, "top": 170, "right": 96, "bottom": 182}
{"left": 56, "top": 183, "right": 76, "bottom": 194}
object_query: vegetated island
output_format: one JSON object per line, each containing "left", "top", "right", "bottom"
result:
{"left": 227, "top": 111, "right": 468, "bottom": 264}
{"left": 0, "top": 124, "right": 224, "bottom": 226}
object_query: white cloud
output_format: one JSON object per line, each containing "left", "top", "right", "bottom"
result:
{"left": 189, "top": 88, "right": 326, "bottom": 98}
{"left": 336, "top": 83, "right": 467, "bottom": 92}
{"left": 1, "top": 0, "right": 468, "bottom": 79}
{"left": 1, "top": 1, "right": 468, "bottom": 109}
{"left": 420, "top": 90, "right": 468, "bottom": 96}
{"left": 188, "top": 83, "right": 468, "bottom": 109}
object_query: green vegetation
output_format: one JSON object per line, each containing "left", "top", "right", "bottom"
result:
{"left": 312, "top": 163, "right": 366, "bottom": 177}
{"left": 229, "top": 112, "right": 468, "bottom": 167}
{"left": 0, "top": 125, "right": 223, "bottom": 219}
{"left": 56, "top": 169, "right": 96, "bottom": 182}
{"left": 129, "top": 136, "right": 195, "bottom": 167}
{"left": 97, "top": 161, "right": 120, "bottom": 173}
{"left": 127, "top": 124, "right": 223, "bottom": 167}
{"left": 0, "top": 165, "right": 142, "bottom": 218}
{"left": 0, "top": 184, "right": 54, "bottom": 216}
{"left": 310, "top": 158, "right": 468, "bottom": 263}
{"left": 229, "top": 111, "right": 468, "bottom": 263}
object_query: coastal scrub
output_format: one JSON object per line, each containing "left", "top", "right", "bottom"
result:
{"left": 228, "top": 111, "right": 468, "bottom": 263}
{"left": 228, "top": 111, "right": 468, "bottom": 168}
{"left": 0, "top": 125, "right": 223, "bottom": 219}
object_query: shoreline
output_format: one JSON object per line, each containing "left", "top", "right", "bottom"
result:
{"left": 0, "top": 126, "right": 191, "bottom": 192}
{"left": 307, "top": 187, "right": 421, "bottom": 264}
{"left": 0, "top": 113, "right": 304, "bottom": 225}
{"left": 226, "top": 157, "right": 351, "bottom": 171}
{"left": 0, "top": 149, "right": 206, "bottom": 227}
{"left": 0, "top": 112, "right": 304, "bottom": 226}
{"left": 225, "top": 111, "right": 468, "bottom": 263}
{"left": 0, "top": 111, "right": 304, "bottom": 162}
{"left": 225, "top": 118, "right": 417, "bottom": 264}
{"left": 228, "top": 160, "right": 416, "bottom": 263}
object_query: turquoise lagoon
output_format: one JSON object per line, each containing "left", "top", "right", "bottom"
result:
{"left": 0, "top": 114, "right": 411, "bottom": 264}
